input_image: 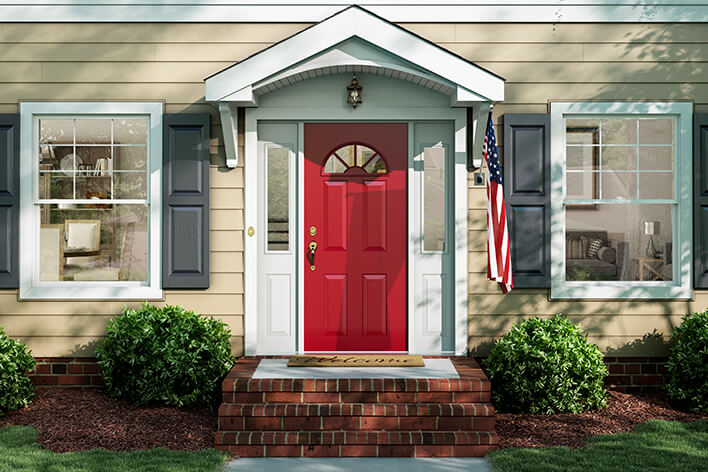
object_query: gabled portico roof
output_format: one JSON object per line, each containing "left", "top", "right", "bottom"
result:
{"left": 205, "top": 5, "right": 504, "bottom": 105}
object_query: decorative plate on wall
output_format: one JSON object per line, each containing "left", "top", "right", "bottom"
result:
{"left": 60, "top": 153, "right": 82, "bottom": 176}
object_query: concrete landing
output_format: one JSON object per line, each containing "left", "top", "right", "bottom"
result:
{"left": 251, "top": 358, "right": 459, "bottom": 379}
{"left": 225, "top": 457, "right": 493, "bottom": 472}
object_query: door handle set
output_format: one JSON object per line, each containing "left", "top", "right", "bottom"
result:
{"left": 308, "top": 240, "right": 318, "bottom": 270}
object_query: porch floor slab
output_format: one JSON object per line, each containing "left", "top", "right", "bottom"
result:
{"left": 251, "top": 358, "right": 459, "bottom": 379}
{"left": 225, "top": 458, "right": 492, "bottom": 472}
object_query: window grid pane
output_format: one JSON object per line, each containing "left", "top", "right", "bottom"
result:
{"left": 565, "top": 117, "right": 675, "bottom": 204}
{"left": 564, "top": 117, "right": 676, "bottom": 284}
{"left": 37, "top": 118, "right": 149, "bottom": 203}
{"left": 36, "top": 115, "right": 151, "bottom": 283}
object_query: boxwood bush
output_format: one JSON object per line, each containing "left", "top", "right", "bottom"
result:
{"left": 484, "top": 314, "right": 608, "bottom": 414}
{"left": 0, "top": 326, "right": 36, "bottom": 416}
{"left": 96, "top": 303, "right": 235, "bottom": 409}
{"left": 667, "top": 311, "right": 708, "bottom": 413}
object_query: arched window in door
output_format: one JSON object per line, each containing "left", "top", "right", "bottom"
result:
{"left": 322, "top": 143, "right": 388, "bottom": 175}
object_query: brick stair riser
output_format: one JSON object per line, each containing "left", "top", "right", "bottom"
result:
{"left": 222, "top": 378, "right": 490, "bottom": 394}
{"left": 222, "top": 391, "right": 490, "bottom": 403}
{"left": 218, "top": 403, "right": 493, "bottom": 417}
{"left": 219, "top": 416, "right": 495, "bottom": 432}
{"left": 216, "top": 431, "right": 496, "bottom": 446}
{"left": 216, "top": 444, "right": 495, "bottom": 458}
{"left": 217, "top": 358, "right": 497, "bottom": 458}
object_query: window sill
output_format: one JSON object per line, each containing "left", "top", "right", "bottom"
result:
{"left": 550, "top": 281, "right": 692, "bottom": 300}
{"left": 19, "top": 284, "right": 163, "bottom": 301}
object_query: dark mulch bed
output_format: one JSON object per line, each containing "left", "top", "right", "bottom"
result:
{"left": 2, "top": 387, "right": 705, "bottom": 453}
{"left": 0, "top": 389, "right": 217, "bottom": 453}
{"left": 496, "top": 389, "right": 707, "bottom": 449}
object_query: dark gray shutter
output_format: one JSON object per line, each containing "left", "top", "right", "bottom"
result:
{"left": 694, "top": 114, "right": 708, "bottom": 288}
{"left": 0, "top": 114, "right": 19, "bottom": 289}
{"left": 162, "top": 114, "right": 210, "bottom": 289}
{"left": 503, "top": 114, "right": 550, "bottom": 288}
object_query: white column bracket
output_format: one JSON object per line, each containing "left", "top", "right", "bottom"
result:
{"left": 471, "top": 102, "right": 493, "bottom": 169}
{"left": 219, "top": 102, "right": 239, "bottom": 168}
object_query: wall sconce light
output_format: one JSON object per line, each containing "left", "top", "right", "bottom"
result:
{"left": 346, "top": 74, "right": 362, "bottom": 108}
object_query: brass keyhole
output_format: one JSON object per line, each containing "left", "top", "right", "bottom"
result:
{"left": 309, "top": 226, "right": 317, "bottom": 236}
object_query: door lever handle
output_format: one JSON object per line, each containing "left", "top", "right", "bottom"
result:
{"left": 308, "top": 241, "right": 318, "bottom": 270}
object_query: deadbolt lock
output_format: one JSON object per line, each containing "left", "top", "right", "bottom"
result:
{"left": 309, "top": 226, "right": 317, "bottom": 236}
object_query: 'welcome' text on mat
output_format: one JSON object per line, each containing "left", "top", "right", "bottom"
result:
{"left": 287, "top": 355, "right": 425, "bottom": 367}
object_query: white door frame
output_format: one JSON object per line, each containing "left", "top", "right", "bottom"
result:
{"left": 243, "top": 106, "right": 468, "bottom": 356}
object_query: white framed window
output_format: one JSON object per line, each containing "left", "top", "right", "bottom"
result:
{"left": 19, "top": 102, "right": 163, "bottom": 299}
{"left": 550, "top": 102, "right": 692, "bottom": 299}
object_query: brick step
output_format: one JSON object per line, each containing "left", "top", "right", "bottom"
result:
{"left": 217, "top": 358, "right": 497, "bottom": 458}
{"left": 219, "top": 415, "right": 495, "bottom": 432}
{"left": 217, "top": 443, "right": 495, "bottom": 458}
{"left": 216, "top": 430, "right": 496, "bottom": 446}
{"left": 223, "top": 390, "right": 490, "bottom": 404}
{"left": 215, "top": 431, "right": 497, "bottom": 458}
{"left": 222, "top": 378, "right": 490, "bottom": 395}
{"left": 219, "top": 403, "right": 494, "bottom": 417}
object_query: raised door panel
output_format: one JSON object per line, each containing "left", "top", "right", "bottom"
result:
{"left": 362, "top": 274, "right": 387, "bottom": 336}
{"left": 364, "top": 181, "right": 387, "bottom": 251}
{"left": 324, "top": 274, "right": 347, "bottom": 336}
{"left": 423, "top": 274, "right": 444, "bottom": 336}
{"left": 266, "top": 274, "right": 291, "bottom": 336}
{"left": 324, "top": 181, "right": 347, "bottom": 250}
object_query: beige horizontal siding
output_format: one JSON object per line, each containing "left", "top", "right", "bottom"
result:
{"left": 13, "top": 335, "right": 244, "bottom": 358}
{"left": 3, "top": 313, "right": 244, "bottom": 336}
{"left": 0, "top": 23, "right": 309, "bottom": 43}
{"left": 0, "top": 21, "right": 706, "bottom": 357}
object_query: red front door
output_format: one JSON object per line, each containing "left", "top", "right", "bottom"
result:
{"left": 304, "top": 123, "right": 407, "bottom": 352}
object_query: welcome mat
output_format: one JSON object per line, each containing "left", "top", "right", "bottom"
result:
{"left": 287, "top": 355, "right": 425, "bottom": 367}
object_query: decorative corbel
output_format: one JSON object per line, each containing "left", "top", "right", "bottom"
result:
{"left": 469, "top": 102, "right": 493, "bottom": 170}
{"left": 219, "top": 102, "right": 239, "bottom": 168}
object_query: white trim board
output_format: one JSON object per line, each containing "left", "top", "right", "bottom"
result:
{"left": 549, "top": 101, "right": 693, "bottom": 300}
{"left": 243, "top": 74, "right": 469, "bottom": 356}
{"left": 18, "top": 101, "right": 163, "bottom": 300}
{"left": 205, "top": 7, "right": 504, "bottom": 103}
{"left": 2, "top": 1, "right": 707, "bottom": 22}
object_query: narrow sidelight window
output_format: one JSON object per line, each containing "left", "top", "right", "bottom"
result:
{"left": 423, "top": 146, "right": 446, "bottom": 252}
{"left": 266, "top": 146, "right": 291, "bottom": 251}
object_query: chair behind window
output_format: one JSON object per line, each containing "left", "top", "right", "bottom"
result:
{"left": 64, "top": 219, "right": 101, "bottom": 265}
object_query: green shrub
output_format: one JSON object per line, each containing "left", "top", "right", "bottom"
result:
{"left": 667, "top": 311, "right": 708, "bottom": 413}
{"left": 0, "top": 326, "right": 36, "bottom": 416}
{"left": 483, "top": 314, "right": 608, "bottom": 414}
{"left": 96, "top": 303, "right": 235, "bottom": 409}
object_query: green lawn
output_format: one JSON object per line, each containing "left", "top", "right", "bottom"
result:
{"left": 488, "top": 420, "right": 708, "bottom": 472}
{"left": 0, "top": 426, "right": 228, "bottom": 472}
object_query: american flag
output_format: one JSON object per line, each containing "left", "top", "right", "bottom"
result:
{"left": 483, "top": 112, "right": 513, "bottom": 293}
